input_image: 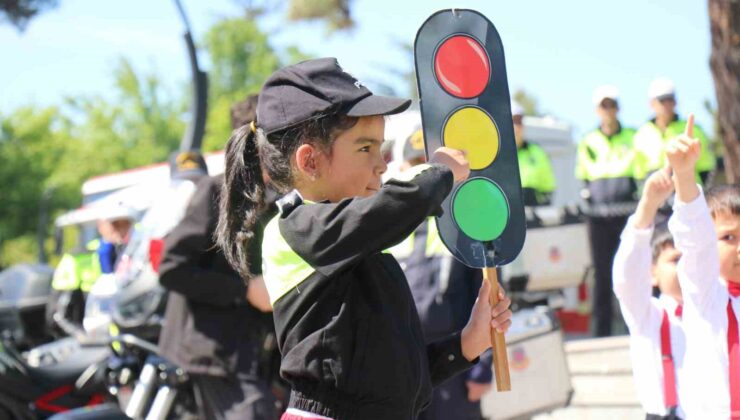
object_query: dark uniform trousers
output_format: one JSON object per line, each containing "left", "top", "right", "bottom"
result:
{"left": 588, "top": 215, "right": 628, "bottom": 337}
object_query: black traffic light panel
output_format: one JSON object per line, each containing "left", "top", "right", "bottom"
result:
{"left": 414, "top": 8, "right": 526, "bottom": 269}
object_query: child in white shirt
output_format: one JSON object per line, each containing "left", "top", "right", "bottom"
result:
{"left": 613, "top": 167, "right": 686, "bottom": 419}
{"left": 666, "top": 114, "right": 740, "bottom": 419}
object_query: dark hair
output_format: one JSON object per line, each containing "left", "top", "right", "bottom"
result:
{"left": 216, "top": 112, "right": 357, "bottom": 279}
{"left": 651, "top": 223, "right": 675, "bottom": 263}
{"left": 706, "top": 184, "right": 740, "bottom": 219}
{"left": 230, "top": 95, "right": 259, "bottom": 130}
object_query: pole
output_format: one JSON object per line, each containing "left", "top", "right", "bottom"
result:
{"left": 483, "top": 266, "right": 511, "bottom": 391}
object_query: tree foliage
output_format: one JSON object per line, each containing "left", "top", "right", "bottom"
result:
{"left": 286, "top": 0, "right": 353, "bottom": 31}
{"left": 0, "top": 0, "right": 58, "bottom": 30}
{"left": 512, "top": 90, "right": 541, "bottom": 116}
{"left": 0, "top": 14, "right": 312, "bottom": 266}
{"left": 200, "top": 17, "right": 282, "bottom": 151}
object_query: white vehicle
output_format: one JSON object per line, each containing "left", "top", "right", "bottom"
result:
{"left": 52, "top": 151, "right": 223, "bottom": 339}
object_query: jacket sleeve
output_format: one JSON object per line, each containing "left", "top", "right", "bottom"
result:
{"left": 427, "top": 331, "right": 478, "bottom": 386}
{"left": 282, "top": 164, "right": 454, "bottom": 277}
{"left": 668, "top": 187, "right": 725, "bottom": 318}
{"left": 159, "top": 177, "right": 247, "bottom": 307}
{"left": 612, "top": 215, "right": 660, "bottom": 335}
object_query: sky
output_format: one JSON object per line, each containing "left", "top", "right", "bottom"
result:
{"left": 1, "top": 0, "right": 717, "bottom": 139}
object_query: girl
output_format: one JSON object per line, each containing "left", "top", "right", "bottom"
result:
{"left": 216, "top": 58, "right": 512, "bottom": 420}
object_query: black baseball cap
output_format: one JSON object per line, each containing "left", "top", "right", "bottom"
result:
{"left": 256, "top": 58, "right": 411, "bottom": 134}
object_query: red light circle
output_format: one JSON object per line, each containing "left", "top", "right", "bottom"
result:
{"left": 433, "top": 35, "right": 491, "bottom": 98}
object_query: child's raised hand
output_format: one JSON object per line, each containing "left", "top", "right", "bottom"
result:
{"left": 665, "top": 113, "right": 701, "bottom": 203}
{"left": 634, "top": 166, "right": 675, "bottom": 229}
{"left": 665, "top": 114, "right": 701, "bottom": 177}
{"left": 461, "top": 280, "right": 512, "bottom": 361}
{"left": 429, "top": 147, "right": 470, "bottom": 183}
{"left": 642, "top": 166, "right": 674, "bottom": 209}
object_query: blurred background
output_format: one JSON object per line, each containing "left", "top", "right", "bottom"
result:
{"left": 0, "top": 0, "right": 733, "bottom": 268}
{"left": 0, "top": 1, "right": 738, "bottom": 418}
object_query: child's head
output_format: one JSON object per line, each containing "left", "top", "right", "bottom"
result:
{"left": 216, "top": 58, "right": 411, "bottom": 278}
{"left": 651, "top": 224, "right": 682, "bottom": 303}
{"left": 706, "top": 184, "right": 740, "bottom": 282}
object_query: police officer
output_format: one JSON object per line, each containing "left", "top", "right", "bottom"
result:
{"left": 157, "top": 95, "right": 282, "bottom": 420}
{"left": 634, "top": 77, "right": 716, "bottom": 183}
{"left": 48, "top": 205, "right": 135, "bottom": 335}
{"left": 390, "top": 129, "right": 493, "bottom": 420}
{"left": 577, "top": 85, "right": 644, "bottom": 337}
{"left": 512, "top": 101, "right": 556, "bottom": 206}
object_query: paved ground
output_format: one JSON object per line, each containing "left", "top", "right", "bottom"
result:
{"left": 481, "top": 335, "right": 643, "bottom": 420}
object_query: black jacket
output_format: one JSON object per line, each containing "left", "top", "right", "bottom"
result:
{"left": 395, "top": 218, "right": 492, "bottom": 385}
{"left": 262, "top": 164, "right": 477, "bottom": 420}
{"left": 157, "top": 175, "right": 276, "bottom": 378}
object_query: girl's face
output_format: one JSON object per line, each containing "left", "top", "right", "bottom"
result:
{"left": 308, "top": 115, "right": 388, "bottom": 202}
{"left": 714, "top": 211, "right": 740, "bottom": 282}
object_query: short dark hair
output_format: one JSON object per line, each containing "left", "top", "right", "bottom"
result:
{"left": 706, "top": 184, "right": 740, "bottom": 218}
{"left": 651, "top": 223, "right": 675, "bottom": 263}
{"left": 230, "top": 94, "right": 259, "bottom": 130}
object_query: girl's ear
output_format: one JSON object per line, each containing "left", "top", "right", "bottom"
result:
{"left": 295, "top": 143, "right": 319, "bottom": 181}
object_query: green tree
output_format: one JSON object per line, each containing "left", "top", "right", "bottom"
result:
{"left": 200, "top": 17, "right": 312, "bottom": 151}
{"left": 0, "top": 0, "right": 58, "bottom": 30}
{"left": 0, "top": 106, "right": 67, "bottom": 248}
{"left": 512, "top": 89, "right": 541, "bottom": 116}
{"left": 286, "top": 0, "right": 354, "bottom": 31}
{"left": 0, "top": 58, "right": 185, "bottom": 266}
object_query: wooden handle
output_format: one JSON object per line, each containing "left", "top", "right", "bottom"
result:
{"left": 483, "top": 267, "right": 511, "bottom": 392}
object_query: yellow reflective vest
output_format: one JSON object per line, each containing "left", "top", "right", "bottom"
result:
{"left": 51, "top": 239, "right": 102, "bottom": 292}
{"left": 518, "top": 142, "right": 556, "bottom": 206}
{"left": 633, "top": 117, "right": 715, "bottom": 180}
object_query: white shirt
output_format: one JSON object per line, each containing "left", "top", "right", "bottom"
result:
{"left": 668, "top": 188, "right": 737, "bottom": 419}
{"left": 613, "top": 215, "right": 687, "bottom": 418}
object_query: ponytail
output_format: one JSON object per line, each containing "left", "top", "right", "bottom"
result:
{"left": 216, "top": 112, "right": 359, "bottom": 279}
{"left": 216, "top": 124, "right": 266, "bottom": 280}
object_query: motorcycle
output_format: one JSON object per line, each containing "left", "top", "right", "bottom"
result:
{"left": 0, "top": 335, "right": 110, "bottom": 419}
{"left": 0, "top": 264, "right": 55, "bottom": 351}
{"left": 49, "top": 333, "right": 198, "bottom": 420}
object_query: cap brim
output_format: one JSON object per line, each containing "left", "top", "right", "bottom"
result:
{"left": 654, "top": 94, "right": 676, "bottom": 101}
{"left": 346, "top": 94, "right": 411, "bottom": 117}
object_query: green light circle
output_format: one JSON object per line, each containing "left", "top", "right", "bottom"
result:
{"left": 452, "top": 178, "right": 509, "bottom": 241}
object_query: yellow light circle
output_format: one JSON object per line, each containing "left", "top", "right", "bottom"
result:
{"left": 442, "top": 107, "right": 499, "bottom": 170}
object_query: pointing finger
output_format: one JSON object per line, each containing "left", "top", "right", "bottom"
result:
{"left": 685, "top": 113, "right": 694, "bottom": 138}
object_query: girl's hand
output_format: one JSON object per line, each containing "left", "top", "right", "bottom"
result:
{"left": 461, "top": 279, "right": 512, "bottom": 361}
{"left": 429, "top": 147, "right": 470, "bottom": 183}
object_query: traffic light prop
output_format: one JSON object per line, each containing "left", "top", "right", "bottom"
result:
{"left": 414, "top": 9, "right": 526, "bottom": 392}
